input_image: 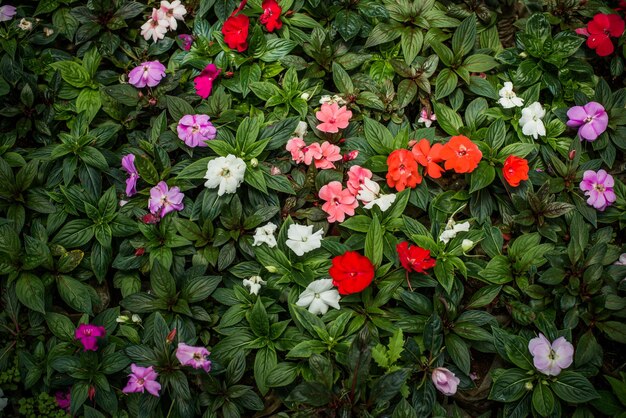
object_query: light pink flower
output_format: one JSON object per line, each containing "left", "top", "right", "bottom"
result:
{"left": 159, "top": 0, "right": 186, "bottom": 30}
{"left": 418, "top": 107, "right": 437, "bottom": 127}
{"left": 177, "top": 114, "right": 216, "bottom": 147}
{"left": 194, "top": 64, "right": 221, "bottom": 99}
{"left": 528, "top": 333, "right": 574, "bottom": 376}
{"left": 140, "top": 8, "right": 169, "bottom": 42}
{"left": 343, "top": 150, "right": 359, "bottom": 162}
{"left": 579, "top": 169, "right": 616, "bottom": 211}
{"left": 122, "top": 364, "right": 161, "bottom": 397}
{"left": 175, "top": 343, "right": 211, "bottom": 372}
{"left": 314, "top": 141, "right": 342, "bottom": 169}
{"left": 316, "top": 103, "right": 352, "bottom": 133}
{"left": 75, "top": 324, "right": 106, "bottom": 352}
{"left": 319, "top": 181, "right": 358, "bottom": 223}
{"left": 431, "top": 367, "right": 460, "bottom": 395}
{"left": 148, "top": 181, "right": 184, "bottom": 218}
{"left": 347, "top": 165, "right": 373, "bottom": 196}
{"left": 286, "top": 137, "right": 307, "bottom": 163}
{"left": 128, "top": 61, "right": 166, "bottom": 88}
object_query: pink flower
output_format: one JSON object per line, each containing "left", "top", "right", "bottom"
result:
{"left": 343, "top": 150, "right": 359, "bottom": 162}
{"left": 319, "top": 181, "right": 358, "bottom": 223}
{"left": 75, "top": 324, "right": 106, "bottom": 351}
{"left": 128, "top": 61, "right": 166, "bottom": 88}
{"left": 194, "top": 64, "right": 221, "bottom": 99}
{"left": 177, "top": 114, "right": 216, "bottom": 147}
{"left": 159, "top": 0, "right": 186, "bottom": 30}
{"left": 0, "top": 5, "right": 17, "bottom": 22}
{"left": 303, "top": 143, "right": 322, "bottom": 165}
{"left": 55, "top": 391, "right": 71, "bottom": 412}
{"left": 286, "top": 137, "right": 307, "bottom": 163}
{"left": 316, "top": 103, "right": 352, "bottom": 133}
{"left": 314, "top": 141, "right": 342, "bottom": 169}
{"left": 528, "top": 333, "right": 574, "bottom": 376}
{"left": 149, "top": 181, "right": 184, "bottom": 218}
{"left": 566, "top": 101, "right": 609, "bottom": 141}
{"left": 140, "top": 8, "right": 169, "bottom": 42}
{"left": 121, "top": 154, "right": 139, "bottom": 196}
{"left": 122, "top": 364, "right": 161, "bottom": 397}
{"left": 175, "top": 343, "right": 211, "bottom": 372}
{"left": 431, "top": 367, "right": 460, "bottom": 396}
{"left": 418, "top": 108, "right": 437, "bottom": 127}
{"left": 579, "top": 169, "right": 616, "bottom": 211}
{"left": 347, "top": 165, "right": 373, "bottom": 196}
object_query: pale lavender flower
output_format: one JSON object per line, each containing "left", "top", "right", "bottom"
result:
{"left": 579, "top": 169, "right": 616, "bottom": 211}
{"left": 0, "top": 5, "right": 16, "bottom": 22}
{"left": 175, "top": 343, "right": 211, "bottom": 372}
{"left": 176, "top": 114, "right": 216, "bottom": 147}
{"left": 121, "top": 154, "right": 139, "bottom": 196}
{"left": 128, "top": 61, "right": 166, "bottom": 88}
{"left": 567, "top": 101, "right": 609, "bottom": 141}
{"left": 148, "top": 181, "right": 184, "bottom": 218}
{"left": 122, "top": 364, "right": 161, "bottom": 396}
{"left": 614, "top": 253, "right": 626, "bottom": 266}
{"left": 431, "top": 367, "right": 460, "bottom": 395}
{"left": 528, "top": 333, "right": 574, "bottom": 376}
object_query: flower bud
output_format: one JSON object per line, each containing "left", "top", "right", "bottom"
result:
{"left": 250, "top": 158, "right": 259, "bottom": 168}
{"left": 568, "top": 149, "right": 576, "bottom": 160}
{"left": 408, "top": 139, "right": 418, "bottom": 147}
{"left": 148, "top": 98, "right": 157, "bottom": 106}
{"left": 265, "top": 265, "right": 278, "bottom": 273}
{"left": 166, "top": 328, "right": 177, "bottom": 344}
{"left": 519, "top": 52, "right": 528, "bottom": 58}
{"left": 134, "top": 248, "right": 145, "bottom": 256}
{"left": 142, "top": 213, "right": 160, "bottom": 224}
{"left": 343, "top": 150, "right": 359, "bottom": 162}
{"left": 525, "top": 381, "right": 534, "bottom": 390}
{"left": 131, "top": 314, "right": 142, "bottom": 324}
{"left": 301, "top": 92, "right": 310, "bottom": 101}
{"left": 88, "top": 386, "right": 96, "bottom": 401}
{"left": 461, "top": 239, "right": 474, "bottom": 252}
{"left": 116, "top": 315, "right": 130, "bottom": 323}
{"left": 270, "top": 166, "right": 281, "bottom": 175}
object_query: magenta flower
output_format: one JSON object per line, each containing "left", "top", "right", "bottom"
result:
{"left": 121, "top": 154, "right": 140, "bottom": 196}
{"left": 178, "top": 34, "right": 194, "bottom": 51}
{"left": 75, "top": 324, "right": 106, "bottom": 351}
{"left": 149, "top": 181, "right": 184, "bottom": 218}
{"left": 194, "top": 64, "right": 221, "bottom": 99}
{"left": 176, "top": 114, "right": 216, "bottom": 147}
{"left": 128, "top": 61, "right": 166, "bottom": 88}
{"left": 528, "top": 333, "right": 574, "bottom": 376}
{"left": 566, "top": 101, "right": 609, "bottom": 141}
{"left": 122, "top": 364, "right": 161, "bottom": 397}
{"left": 0, "top": 5, "right": 16, "bottom": 21}
{"left": 175, "top": 343, "right": 212, "bottom": 372}
{"left": 431, "top": 367, "right": 460, "bottom": 396}
{"left": 580, "top": 169, "right": 616, "bottom": 211}
{"left": 55, "top": 391, "right": 71, "bottom": 412}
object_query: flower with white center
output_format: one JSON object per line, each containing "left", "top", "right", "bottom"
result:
{"left": 285, "top": 224, "right": 324, "bottom": 256}
{"left": 159, "top": 0, "right": 187, "bottom": 30}
{"left": 357, "top": 178, "right": 396, "bottom": 211}
{"left": 18, "top": 18, "right": 32, "bottom": 31}
{"left": 294, "top": 121, "right": 308, "bottom": 138}
{"left": 296, "top": 279, "right": 341, "bottom": 315}
{"left": 519, "top": 102, "right": 546, "bottom": 139}
{"left": 204, "top": 155, "right": 246, "bottom": 196}
{"left": 252, "top": 222, "right": 278, "bottom": 248}
{"left": 141, "top": 8, "right": 169, "bottom": 42}
{"left": 243, "top": 276, "right": 266, "bottom": 295}
{"left": 497, "top": 82, "right": 524, "bottom": 109}
{"left": 439, "top": 218, "right": 470, "bottom": 244}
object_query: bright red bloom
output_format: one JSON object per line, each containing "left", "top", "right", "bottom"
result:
{"left": 222, "top": 14, "right": 250, "bottom": 52}
{"left": 439, "top": 135, "right": 482, "bottom": 174}
{"left": 259, "top": 0, "right": 282, "bottom": 32}
{"left": 585, "top": 13, "right": 625, "bottom": 56}
{"left": 396, "top": 242, "right": 436, "bottom": 273}
{"left": 502, "top": 155, "right": 529, "bottom": 187}
{"left": 411, "top": 139, "right": 445, "bottom": 179}
{"left": 329, "top": 251, "right": 375, "bottom": 295}
{"left": 386, "top": 149, "right": 422, "bottom": 191}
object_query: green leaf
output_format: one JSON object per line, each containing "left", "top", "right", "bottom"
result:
{"left": 463, "top": 54, "right": 498, "bottom": 72}
{"left": 53, "top": 219, "right": 94, "bottom": 248}
{"left": 332, "top": 62, "right": 354, "bottom": 93}
{"left": 479, "top": 255, "right": 513, "bottom": 284}
{"left": 254, "top": 346, "right": 277, "bottom": 395}
{"left": 435, "top": 68, "right": 458, "bottom": 100}
{"left": 452, "top": 14, "right": 477, "bottom": 57}
{"left": 49, "top": 61, "right": 91, "bottom": 88}
{"left": 150, "top": 261, "right": 176, "bottom": 299}
{"left": 532, "top": 384, "right": 555, "bottom": 417}
{"left": 57, "top": 275, "right": 93, "bottom": 313}
{"left": 103, "top": 85, "right": 139, "bottom": 106}
{"left": 135, "top": 156, "right": 160, "bottom": 185}
{"left": 365, "top": 215, "right": 383, "bottom": 267}
{"left": 46, "top": 312, "right": 75, "bottom": 340}
{"left": 363, "top": 117, "right": 394, "bottom": 154}
{"left": 401, "top": 28, "right": 423, "bottom": 65}
{"left": 16, "top": 273, "right": 46, "bottom": 314}
{"left": 432, "top": 102, "right": 463, "bottom": 135}
{"left": 469, "top": 161, "right": 496, "bottom": 193}
{"left": 166, "top": 95, "right": 194, "bottom": 121}
{"left": 550, "top": 371, "right": 599, "bottom": 403}
{"left": 489, "top": 368, "right": 534, "bottom": 402}
{"left": 248, "top": 298, "right": 270, "bottom": 337}
{"left": 365, "top": 23, "right": 401, "bottom": 48}
{"left": 76, "top": 89, "right": 101, "bottom": 122}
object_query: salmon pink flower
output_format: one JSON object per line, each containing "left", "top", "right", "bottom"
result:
{"left": 122, "top": 364, "right": 161, "bottom": 396}
{"left": 176, "top": 343, "right": 211, "bottom": 372}
{"left": 259, "top": 0, "right": 282, "bottom": 32}
{"left": 386, "top": 149, "right": 422, "bottom": 191}
{"left": 316, "top": 103, "right": 352, "bottom": 133}
{"left": 222, "top": 14, "right": 249, "bottom": 52}
{"left": 432, "top": 368, "right": 460, "bottom": 396}
{"left": 149, "top": 182, "right": 184, "bottom": 217}
{"left": 502, "top": 155, "right": 529, "bottom": 187}
{"left": 194, "top": 64, "right": 221, "bottom": 99}
{"left": 528, "top": 333, "right": 574, "bottom": 376}
{"left": 440, "top": 135, "right": 482, "bottom": 174}
{"left": 128, "top": 61, "right": 166, "bottom": 88}
{"left": 411, "top": 139, "right": 444, "bottom": 179}
{"left": 75, "top": 324, "right": 106, "bottom": 351}
{"left": 286, "top": 138, "right": 307, "bottom": 163}
{"left": 314, "top": 141, "right": 342, "bottom": 169}
{"left": 579, "top": 169, "right": 616, "bottom": 211}
{"left": 397, "top": 242, "right": 436, "bottom": 273}
{"left": 329, "top": 251, "right": 375, "bottom": 295}
{"left": 566, "top": 102, "right": 609, "bottom": 141}
{"left": 347, "top": 165, "right": 373, "bottom": 196}
{"left": 121, "top": 154, "right": 140, "bottom": 196}
{"left": 319, "top": 181, "right": 358, "bottom": 223}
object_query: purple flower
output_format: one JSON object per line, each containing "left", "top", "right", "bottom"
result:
{"left": 175, "top": 343, "right": 212, "bottom": 372}
{"left": 149, "top": 181, "right": 184, "bottom": 218}
{"left": 176, "top": 114, "right": 216, "bottom": 147}
{"left": 121, "top": 154, "right": 140, "bottom": 196}
{"left": 528, "top": 333, "right": 574, "bottom": 376}
{"left": 122, "top": 364, "right": 161, "bottom": 397}
{"left": 431, "top": 367, "right": 460, "bottom": 396}
{"left": 580, "top": 169, "right": 616, "bottom": 211}
{"left": 178, "top": 34, "right": 194, "bottom": 51}
{"left": 75, "top": 324, "right": 106, "bottom": 351}
{"left": 128, "top": 61, "right": 166, "bottom": 88}
{"left": 55, "top": 391, "right": 71, "bottom": 412}
{"left": 566, "top": 101, "right": 609, "bottom": 141}
{"left": 0, "top": 5, "right": 16, "bottom": 22}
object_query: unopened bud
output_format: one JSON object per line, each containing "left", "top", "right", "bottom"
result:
{"left": 265, "top": 265, "right": 278, "bottom": 273}
{"left": 135, "top": 248, "right": 145, "bottom": 256}
{"left": 524, "top": 382, "right": 533, "bottom": 391}
{"left": 343, "top": 150, "right": 359, "bottom": 162}
{"left": 250, "top": 158, "right": 259, "bottom": 168}
{"left": 225, "top": 71, "right": 234, "bottom": 78}
{"left": 166, "top": 328, "right": 177, "bottom": 344}
{"left": 148, "top": 98, "right": 157, "bottom": 106}
{"left": 568, "top": 149, "right": 576, "bottom": 160}
{"left": 461, "top": 239, "right": 474, "bottom": 252}
{"left": 408, "top": 139, "right": 418, "bottom": 147}
{"left": 300, "top": 92, "right": 310, "bottom": 101}
{"left": 142, "top": 213, "right": 160, "bottom": 224}
{"left": 88, "top": 386, "right": 96, "bottom": 400}
{"left": 519, "top": 52, "right": 528, "bottom": 58}
{"left": 116, "top": 315, "right": 130, "bottom": 323}
{"left": 132, "top": 314, "right": 142, "bottom": 324}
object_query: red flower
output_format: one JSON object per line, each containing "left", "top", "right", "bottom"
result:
{"left": 329, "top": 251, "right": 375, "bottom": 295}
{"left": 396, "top": 242, "right": 436, "bottom": 273}
{"left": 411, "top": 139, "right": 445, "bottom": 179}
{"left": 386, "top": 149, "right": 422, "bottom": 192}
{"left": 585, "top": 13, "right": 625, "bottom": 56}
{"left": 222, "top": 14, "right": 250, "bottom": 52}
{"left": 502, "top": 155, "right": 529, "bottom": 187}
{"left": 439, "top": 135, "right": 482, "bottom": 174}
{"left": 259, "top": 0, "right": 282, "bottom": 32}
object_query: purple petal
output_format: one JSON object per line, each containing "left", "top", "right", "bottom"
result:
{"left": 583, "top": 101, "right": 606, "bottom": 116}
{"left": 582, "top": 170, "right": 598, "bottom": 183}
{"left": 579, "top": 122, "right": 599, "bottom": 141}
{"left": 567, "top": 106, "right": 587, "bottom": 124}
{"left": 596, "top": 169, "right": 607, "bottom": 184}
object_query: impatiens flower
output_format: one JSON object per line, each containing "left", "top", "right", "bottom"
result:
{"left": 502, "top": 155, "right": 529, "bottom": 187}
{"left": 432, "top": 368, "right": 460, "bottom": 396}
{"left": 128, "top": 61, "right": 166, "bottom": 88}
{"left": 252, "top": 222, "right": 277, "bottom": 248}
{"left": 397, "top": 242, "right": 436, "bottom": 273}
{"left": 141, "top": 8, "right": 169, "bottom": 42}
{"left": 566, "top": 102, "right": 609, "bottom": 141}
{"left": 149, "top": 181, "right": 185, "bottom": 218}
{"left": 259, "top": 0, "right": 282, "bottom": 32}
{"left": 159, "top": 0, "right": 186, "bottom": 30}
{"left": 440, "top": 135, "right": 482, "bottom": 174}
{"left": 296, "top": 279, "right": 341, "bottom": 315}
{"left": 411, "top": 139, "right": 444, "bottom": 179}
{"left": 178, "top": 34, "right": 194, "bottom": 51}
{"left": 294, "top": 121, "right": 308, "bottom": 138}
{"left": 243, "top": 276, "right": 266, "bottom": 295}
{"left": 0, "top": 5, "right": 16, "bottom": 22}
{"left": 204, "top": 155, "right": 246, "bottom": 196}
{"left": 122, "top": 364, "right": 161, "bottom": 397}
{"left": 75, "top": 324, "right": 106, "bottom": 351}
{"left": 286, "top": 137, "right": 307, "bottom": 163}
{"left": 175, "top": 343, "right": 211, "bottom": 372}
{"left": 584, "top": 13, "right": 625, "bottom": 56}
{"left": 302, "top": 142, "right": 322, "bottom": 165}
{"left": 343, "top": 150, "right": 359, "bottom": 162}
{"left": 519, "top": 102, "right": 546, "bottom": 139}
{"left": 316, "top": 103, "right": 352, "bottom": 133}
{"left": 579, "top": 169, "right": 616, "bottom": 211}
{"left": 497, "top": 82, "right": 524, "bottom": 108}
{"left": 357, "top": 178, "right": 396, "bottom": 211}
{"left": 285, "top": 224, "right": 324, "bottom": 256}
{"left": 386, "top": 149, "right": 422, "bottom": 191}
{"left": 418, "top": 108, "right": 437, "bottom": 127}
{"left": 528, "top": 333, "right": 574, "bottom": 376}
{"left": 347, "top": 165, "right": 373, "bottom": 196}
{"left": 18, "top": 18, "right": 31, "bottom": 31}
{"left": 439, "top": 218, "right": 470, "bottom": 244}
{"left": 176, "top": 114, "right": 216, "bottom": 147}
{"left": 314, "top": 141, "right": 342, "bottom": 169}
{"left": 319, "top": 181, "right": 358, "bottom": 223}
{"left": 194, "top": 64, "right": 221, "bottom": 99}
{"left": 329, "top": 251, "right": 375, "bottom": 295}
{"left": 55, "top": 391, "right": 71, "bottom": 412}
{"left": 121, "top": 154, "right": 140, "bottom": 196}
{"left": 614, "top": 253, "right": 626, "bottom": 266}
{"left": 222, "top": 14, "right": 250, "bottom": 52}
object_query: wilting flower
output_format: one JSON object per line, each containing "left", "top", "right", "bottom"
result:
{"left": 159, "top": 0, "right": 186, "bottom": 30}
{"left": 432, "top": 368, "right": 460, "bottom": 396}
{"left": 418, "top": 108, "right": 437, "bottom": 127}
{"left": 411, "top": 139, "right": 444, "bottom": 179}
{"left": 148, "top": 182, "right": 184, "bottom": 218}
{"left": 347, "top": 165, "right": 373, "bottom": 196}
{"left": 502, "top": 155, "right": 529, "bottom": 187}
{"left": 439, "top": 217, "right": 470, "bottom": 244}
{"left": 204, "top": 155, "right": 246, "bottom": 196}
{"left": 75, "top": 324, "right": 106, "bottom": 351}
{"left": 252, "top": 222, "right": 277, "bottom": 248}
{"left": 243, "top": 276, "right": 266, "bottom": 295}
{"left": 141, "top": 8, "right": 169, "bottom": 42}
{"left": 18, "top": 18, "right": 31, "bottom": 31}
{"left": 128, "top": 61, "right": 166, "bottom": 88}
{"left": 0, "top": 5, "right": 16, "bottom": 22}
{"left": 259, "top": 0, "right": 282, "bottom": 32}
{"left": 194, "top": 63, "right": 221, "bottom": 99}
{"left": 497, "top": 82, "right": 524, "bottom": 109}
{"left": 566, "top": 102, "right": 609, "bottom": 141}
{"left": 296, "top": 279, "right": 341, "bottom": 315}
{"left": 316, "top": 103, "right": 352, "bottom": 133}
{"left": 519, "top": 102, "right": 546, "bottom": 139}
{"left": 582, "top": 13, "right": 625, "bottom": 56}
{"left": 122, "top": 364, "right": 161, "bottom": 396}
{"left": 386, "top": 149, "right": 422, "bottom": 191}
{"left": 528, "top": 333, "right": 574, "bottom": 376}
{"left": 579, "top": 169, "right": 616, "bottom": 211}
{"left": 285, "top": 224, "right": 324, "bottom": 256}
{"left": 440, "top": 135, "right": 482, "bottom": 174}
{"left": 55, "top": 391, "right": 70, "bottom": 412}
{"left": 397, "top": 242, "right": 436, "bottom": 273}
{"left": 357, "top": 178, "right": 396, "bottom": 211}
{"left": 330, "top": 252, "right": 375, "bottom": 295}
{"left": 121, "top": 154, "right": 140, "bottom": 196}
{"left": 43, "top": 27, "right": 54, "bottom": 36}
{"left": 178, "top": 34, "right": 194, "bottom": 51}
{"left": 177, "top": 114, "right": 216, "bottom": 147}
{"left": 294, "top": 121, "right": 308, "bottom": 138}
{"left": 176, "top": 343, "right": 211, "bottom": 372}
{"left": 222, "top": 14, "right": 250, "bottom": 52}
{"left": 319, "top": 181, "right": 358, "bottom": 223}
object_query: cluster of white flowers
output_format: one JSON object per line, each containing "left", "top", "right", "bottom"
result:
{"left": 204, "top": 155, "right": 246, "bottom": 196}
{"left": 141, "top": 1, "right": 187, "bottom": 42}
{"left": 498, "top": 82, "right": 546, "bottom": 140}
{"left": 357, "top": 178, "right": 397, "bottom": 212}
{"left": 319, "top": 94, "right": 347, "bottom": 106}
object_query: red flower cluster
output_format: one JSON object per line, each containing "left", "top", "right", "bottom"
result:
{"left": 577, "top": 13, "right": 625, "bottom": 56}
{"left": 502, "top": 155, "right": 529, "bottom": 187}
{"left": 329, "top": 251, "right": 375, "bottom": 295}
{"left": 397, "top": 242, "right": 436, "bottom": 273}
{"left": 221, "top": 0, "right": 283, "bottom": 53}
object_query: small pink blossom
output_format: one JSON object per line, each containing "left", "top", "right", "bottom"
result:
{"left": 316, "top": 103, "right": 352, "bottom": 133}
{"left": 149, "top": 181, "right": 184, "bottom": 218}
{"left": 579, "top": 169, "right": 616, "bottom": 211}
{"left": 175, "top": 343, "right": 212, "bottom": 372}
{"left": 75, "top": 324, "right": 106, "bottom": 351}
{"left": 121, "top": 154, "right": 139, "bottom": 196}
{"left": 128, "top": 61, "right": 166, "bottom": 88}
{"left": 286, "top": 137, "right": 307, "bottom": 163}
{"left": 343, "top": 150, "right": 359, "bottom": 162}
{"left": 194, "top": 64, "right": 221, "bottom": 99}
{"left": 55, "top": 391, "right": 71, "bottom": 412}
{"left": 122, "top": 364, "right": 161, "bottom": 397}
{"left": 347, "top": 165, "right": 373, "bottom": 196}
{"left": 431, "top": 367, "right": 460, "bottom": 395}
{"left": 319, "top": 181, "right": 358, "bottom": 223}
{"left": 418, "top": 108, "right": 437, "bottom": 127}
{"left": 528, "top": 333, "right": 574, "bottom": 376}
{"left": 177, "top": 114, "right": 216, "bottom": 147}
{"left": 314, "top": 141, "right": 342, "bottom": 169}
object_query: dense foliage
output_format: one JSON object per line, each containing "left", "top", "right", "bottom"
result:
{"left": 1, "top": 0, "right": 626, "bottom": 417}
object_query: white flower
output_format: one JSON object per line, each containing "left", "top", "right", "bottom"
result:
{"left": 285, "top": 224, "right": 323, "bottom": 256}
{"left": 204, "top": 155, "right": 246, "bottom": 196}
{"left": 119, "top": 199, "right": 129, "bottom": 207}
{"left": 131, "top": 314, "right": 142, "bottom": 324}
{"left": 296, "top": 279, "right": 341, "bottom": 315}
{"left": 141, "top": 8, "right": 169, "bottom": 42}
{"left": 519, "top": 102, "right": 546, "bottom": 139}
{"left": 294, "top": 121, "right": 308, "bottom": 138}
{"left": 252, "top": 222, "right": 278, "bottom": 248}
{"left": 300, "top": 92, "right": 310, "bottom": 101}
{"left": 18, "top": 18, "right": 32, "bottom": 31}
{"left": 243, "top": 276, "right": 266, "bottom": 295}
{"left": 159, "top": 0, "right": 187, "bottom": 30}
{"left": 497, "top": 82, "right": 524, "bottom": 109}
{"left": 332, "top": 94, "right": 347, "bottom": 106}
{"left": 319, "top": 95, "right": 332, "bottom": 105}
{"left": 439, "top": 220, "right": 470, "bottom": 244}
{"left": 615, "top": 253, "right": 626, "bottom": 266}
{"left": 357, "top": 178, "right": 396, "bottom": 212}
{"left": 43, "top": 27, "right": 54, "bottom": 37}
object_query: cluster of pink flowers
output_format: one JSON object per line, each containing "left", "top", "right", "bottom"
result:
{"left": 286, "top": 138, "right": 342, "bottom": 169}
{"left": 140, "top": 1, "right": 187, "bottom": 42}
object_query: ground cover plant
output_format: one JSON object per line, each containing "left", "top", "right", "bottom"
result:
{"left": 0, "top": 0, "right": 626, "bottom": 417}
